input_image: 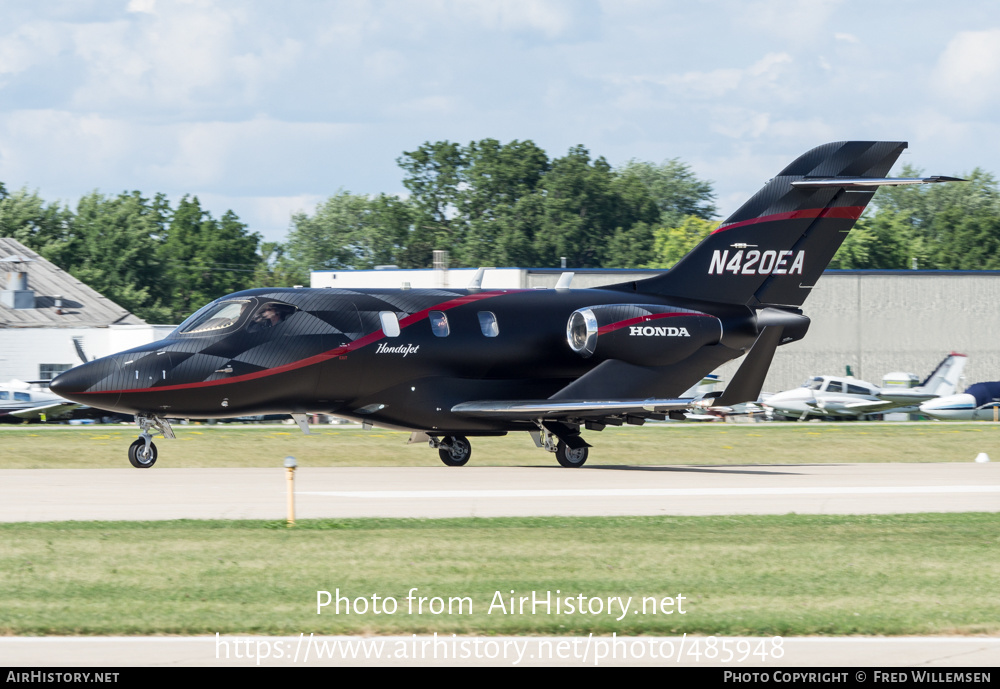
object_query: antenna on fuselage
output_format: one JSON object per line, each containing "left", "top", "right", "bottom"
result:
{"left": 467, "top": 267, "right": 494, "bottom": 292}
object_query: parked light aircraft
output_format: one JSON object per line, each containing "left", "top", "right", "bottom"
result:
{"left": 764, "top": 353, "right": 967, "bottom": 420}
{"left": 49, "top": 141, "right": 962, "bottom": 467}
{"left": 0, "top": 380, "right": 81, "bottom": 422}
{"left": 919, "top": 381, "right": 1000, "bottom": 420}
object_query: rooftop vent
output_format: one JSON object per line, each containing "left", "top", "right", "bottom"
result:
{"left": 0, "top": 254, "right": 35, "bottom": 309}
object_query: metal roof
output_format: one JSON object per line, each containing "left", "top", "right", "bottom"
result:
{"left": 0, "top": 238, "right": 146, "bottom": 328}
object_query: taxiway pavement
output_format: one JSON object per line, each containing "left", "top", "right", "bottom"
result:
{"left": 1, "top": 462, "right": 997, "bottom": 522}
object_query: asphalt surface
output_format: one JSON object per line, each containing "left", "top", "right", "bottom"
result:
{"left": 0, "top": 462, "right": 997, "bottom": 522}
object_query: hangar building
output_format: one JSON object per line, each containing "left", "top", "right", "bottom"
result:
{"left": 0, "top": 238, "right": 173, "bottom": 383}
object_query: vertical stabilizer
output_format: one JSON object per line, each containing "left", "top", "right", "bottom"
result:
{"left": 612, "top": 141, "right": 909, "bottom": 307}
{"left": 918, "top": 353, "right": 968, "bottom": 397}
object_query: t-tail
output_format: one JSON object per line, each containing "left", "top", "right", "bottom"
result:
{"left": 916, "top": 352, "right": 968, "bottom": 397}
{"left": 617, "top": 141, "right": 962, "bottom": 308}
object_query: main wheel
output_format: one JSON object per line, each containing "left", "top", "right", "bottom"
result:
{"left": 555, "top": 441, "right": 588, "bottom": 468}
{"left": 128, "top": 438, "right": 157, "bottom": 468}
{"left": 438, "top": 435, "right": 472, "bottom": 466}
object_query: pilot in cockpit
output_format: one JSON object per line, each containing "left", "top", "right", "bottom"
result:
{"left": 249, "top": 303, "right": 292, "bottom": 332}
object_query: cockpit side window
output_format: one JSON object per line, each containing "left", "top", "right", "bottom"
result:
{"left": 248, "top": 302, "right": 298, "bottom": 332}
{"left": 429, "top": 311, "right": 450, "bottom": 337}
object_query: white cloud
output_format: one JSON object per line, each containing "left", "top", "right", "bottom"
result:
{"left": 931, "top": 28, "right": 1000, "bottom": 112}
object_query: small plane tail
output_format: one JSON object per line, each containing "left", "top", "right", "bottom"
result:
{"left": 610, "top": 141, "right": 958, "bottom": 308}
{"left": 917, "top": 352, "right": 968, "bottom": 397}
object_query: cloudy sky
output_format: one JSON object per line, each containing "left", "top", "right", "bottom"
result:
{"left": 2, "top": 0, "right": 999, "bottom": 243}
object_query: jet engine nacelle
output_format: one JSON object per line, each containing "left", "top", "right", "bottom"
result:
{"left": 566, "top": 304, "right": 723, "bottom": 366}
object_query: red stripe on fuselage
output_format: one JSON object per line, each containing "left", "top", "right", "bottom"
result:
{"left": 75, "top": 290, "right": 520, "bottom": 396}
{"left": 711, "top": 206, "right": 865, "bottom": 234}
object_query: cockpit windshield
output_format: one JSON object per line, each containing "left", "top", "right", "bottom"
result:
{"left": 803, "top": 377, "right": 824, "bottom": 390}
{"left": 174, "top": 299, "right": 298, "bottom": 337}
{"left": 177, "top": 299, "right": 254, "bottom": 335}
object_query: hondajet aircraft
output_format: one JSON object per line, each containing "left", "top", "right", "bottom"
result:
{"left": 50, "top": 141, "right": 961, "bottom": 468}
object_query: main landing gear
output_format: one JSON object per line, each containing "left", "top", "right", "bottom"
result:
{"left": 436, "top": 435, "right": 472, "bottom": 466}
{"left": 555, "top": 441, "right": 588, "bottom": 468}
{"left": 532, "top": 422, "right": 589, "bottom": 468}
{"left": 128, "top": 414, "right": 175, "bottom": 469}
{"left": 425, "top": 423, "right": 590, "bottom": 468}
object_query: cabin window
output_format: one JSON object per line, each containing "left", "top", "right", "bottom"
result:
{"left": 847, "top": 384, "right": 870, "bottom": 395}
{"left": 429, "top": 310, "right": 450, "bottom": 337}
{"left": 14, "top": 392, "right": 30, "bottom": 402}
{"left": 380, "top": 311, "right": 401, "bottom": 337}
{"left": 0, "top": 391, "right": 8, "bottom": 400}
{"left": 478, "top": 311, "right": 499, "bottom": 337}
{"left": 825, "top": 381, "right": 843, "bottom": 393}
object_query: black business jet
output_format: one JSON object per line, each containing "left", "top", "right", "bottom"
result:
{"left": 50, "top": 141, "right": 960, "bottom": 468}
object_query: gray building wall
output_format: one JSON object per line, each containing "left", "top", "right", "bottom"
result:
{"left": 716, "top": 272, "right": 1000, "bottom": 394}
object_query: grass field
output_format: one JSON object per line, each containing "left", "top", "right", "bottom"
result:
{"left": 1, "top": 421, "right": 999, "bottom": 469}
{"left": 1, "top": 514, "right": 998, "bottom": 636}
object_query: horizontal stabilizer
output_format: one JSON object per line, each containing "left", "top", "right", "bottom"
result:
{"left": 791, "top": 176, "right": 965, "bottom": 188}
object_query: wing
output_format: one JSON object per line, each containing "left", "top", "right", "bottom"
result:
{"left": 451, "top": 398, "right": 694, "bottom": 424}
{"left": 10, "top": 401, "right": 82, "bottom": 420}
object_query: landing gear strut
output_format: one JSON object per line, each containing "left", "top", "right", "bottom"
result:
{"left": 128, "top": 414, "right": 175, "bottom": 469}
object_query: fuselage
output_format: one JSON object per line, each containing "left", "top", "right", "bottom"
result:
{"left": 0, "top": 384, "right": 65, "bottom": 419}
{"left": 50, "top": 286, "right": 759, "bottom": 433}
{"left": 765, "top": 376, "right": 882, "bottom": 419}
{"left": 920, "top": 382, "right": 1000, "bottom": 421}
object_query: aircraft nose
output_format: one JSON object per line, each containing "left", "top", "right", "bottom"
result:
{"left": 49, "top": 357, "right": 120, "bottom": 404}
{"left": 49, "top": 365, "right": 93, "bottom": 401}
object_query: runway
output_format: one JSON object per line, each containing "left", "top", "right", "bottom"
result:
{"left": 1, "top": 462, "right": 997, "bottom": 522}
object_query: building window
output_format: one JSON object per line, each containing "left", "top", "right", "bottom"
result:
{"left": 40, "top": 364, "right": 73, "bottom": 381}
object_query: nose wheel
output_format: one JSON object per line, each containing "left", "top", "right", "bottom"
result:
{"left": 128, "top": 438, "right": 158, "bottom": 468}
{"left": 127, "top": 414, "right": 174, "bottom": 468}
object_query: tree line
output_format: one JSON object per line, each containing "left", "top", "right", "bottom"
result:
{"left": 2, "top": 140, "right": 998, "bottom": 324}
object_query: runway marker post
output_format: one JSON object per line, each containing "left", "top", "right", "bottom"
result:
{"left": 284, "top": 455, "right": 297, "bottom": 526}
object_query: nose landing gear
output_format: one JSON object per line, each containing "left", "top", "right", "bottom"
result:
{"left": 128, "top": 414, "right": 175, "bottom": 469}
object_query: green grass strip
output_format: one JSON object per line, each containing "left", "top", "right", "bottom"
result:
{"left": 2, "top": 422, "right": 999, "bottom": 468}
{"left": 2, "top": 513, "right": 998, "bottom": 636}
